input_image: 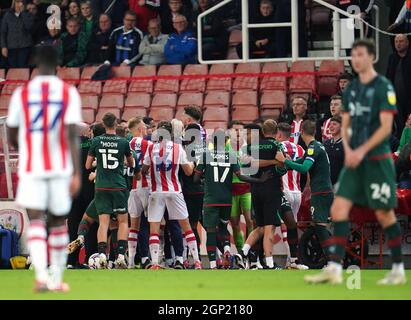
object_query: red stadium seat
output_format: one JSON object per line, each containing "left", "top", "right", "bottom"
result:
{"left": 151, "top": 93, "right": 177, "bottom": 109}
{"left": 149, "top": 107, "right": 175, "bottom": 121}
{"left": 80, "top": 94, "right": 99, "bottom": 110}
{"left": 289, "top": 61, "right": 316, "bottom": 96}
{"left": 261, "top": 90, "right": 287, "bottom": 111}
{"left": 82, "top": 109, "right": 96, "bottom": 124}
{"left": 231, "top": 107, "right": 259, "bottom": 122}
{"left": 231, "top": 91, "right": 259, "bottom": 122}
{"left": 102, "top": 80, "right": 128, "bottom": 94}
{"left": 232, "top": 63, "right": 261, "bottom": 92}
{"left": 2, "top": 68, "right": 30, "bottom": 95}
{"left": 174, "top": 107, "right": 186, "bottom": 120}
{"left": 125, "top": 93, "right": 151, "bottom": 109}
{"left": 129, "top": 65, "right": 156, "bottom": 94}
{"left": 203, "top": 121, "right": 228, "bottom": 130}
{"left": 111, "top": 66, "right": 131, "bottom": 78}
{"left": 0, "top": 109, "right": 7, "bottom": 117}
{"left": 0, "top": 95, "right": 11, "bottom": 110}
{"left": 81, "top": 66, "right": 99, "bottom": 79}
{"left": 180, "top": 64, "right": 208, "bottom": 93}
{"left": 204, "top": 91, "right": 230, "bottom": 108}
{"left": 78, "top": 81, "right": 102, "bottom": 95}
{"left": 96, "top": 108, "right": 121, "bottom": 121}
{"left": 260, "top": 109, "right": 281, "bottom": 120}
{"left": 260, "top": 62, "right": 288, "bottom": 92}
{"left": 318, "top": 60, "right": 345, "bottom": 97}
{"left": 99, "top": 94, "right": 124, "bottom": 109}
{"left": 154, "top": 65, "right": 181, "bottom": 93}
{"left": 202, "top": 107, "right": 229, "bottom": 122}
{"left": 206, "top": 63, "right": 234, "bottom": 92}
{"left": 122, "top": 107, "right": 148, "bottom": 120}
{"left": 177, "top": 92, "right": 203, "bottom": 109}
{"left": 56, "top": 67, "right": 80, "bottom": 85}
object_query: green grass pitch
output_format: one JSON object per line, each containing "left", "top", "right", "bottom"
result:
{"left": 1, "top": 270, "right": 411, "bottom": 300}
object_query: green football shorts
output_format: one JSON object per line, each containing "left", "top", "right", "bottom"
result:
{"left": 231, "top": 193, "right": 252, "bottom": 218}
{"left": 203, "top": 206, "right": 232, "bottom": 229}
{"left": 310, "top": 193, "right": 334, "bottom": 223}
{"left": 336, "top": 158, "right": 397, "bottom": 210}
{"left": 95, "top": 189, "right": 129, "bottom": 216}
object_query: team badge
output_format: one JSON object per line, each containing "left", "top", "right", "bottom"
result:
{"left": 307, "top": 148, "right": 314, "bottom": 156}
{"left": 387, "top": 91, "right": 396, "bottom": 105}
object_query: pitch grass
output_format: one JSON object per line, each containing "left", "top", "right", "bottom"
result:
{"left": 0, "top": 270, "right": 410, "bottom": 300}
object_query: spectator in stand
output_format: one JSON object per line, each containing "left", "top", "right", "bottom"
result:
{"left": 324, "top": 116, "right": 344, "bottom": 188}
{"left": 164, "top": 14, "right": 197, "bottom": 64}
{"left": 129, "top": 0, "right": 160, "bottom": 33}
{"left": 66, "top": 1, "right": 81, "bottom": 20}
{"left": 109, "top": 10, "right": 143, "bottom": 66}
{"left": 397, "top": 113, "right": 411, "bottom": 153}
{"left": 58, "top": 17, "right": 88, "bottom": 67}
{"left": 288, "top": 96, "right": 309, "bottom": 147}
{"left": 321, "top": 95, "right": 342, "bottom": 142}
{"left": 26, "top": 2, "right": 47, "bottom": 45}
{"left": 194, "top": 0, "right": 228, "bottom": 61}
{"left": 337, "top": 72, "right": 353, "bottom": 95}
{"left": 160, "top": 0, "right": 192, "bottom": 35}
{"left": 90, "top": 0, "right": 128, "bottom": 28}
{"left": 37, "top": 27, "right": 61, "bottom": 47}
{"left": 79, "top": 0, "right": 98, "bottom": 40}
{"left": 236, "top": 0, "right": 276, "bottom": 59}
{"left": 386, "top": 34, "right": 411, "bottom": 137}
{"left": 139, "top": 18, "right": 168, "bottom": 65}
{"left": 86, "top": 13, "right": 113, "bottom": 64}
{"left": 1, "top": 0, "right": 34, "bottom": 68}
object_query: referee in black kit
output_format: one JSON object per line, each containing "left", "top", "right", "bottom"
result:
{"left": 235, "top": 123, "right": 287, "bottom": 269}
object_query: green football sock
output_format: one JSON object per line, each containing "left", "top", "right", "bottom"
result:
{"left": 287, "top": 228, "right": 298, "bottom": 258}
{"left": 329, "top": 221, "right": 349, "bottom": 263}
{"left": 206, "top": 231, "right": 217, "bottom": 263}
{"left": 77, "top": 219, "right": 90, "bottom": 237}
{"left": 314, "top": 224, "right": 332, "bottom": 259}
{"left": 233, "top": 229, "right": 244, "bottom": 252}
{"left": 384, "top": 223, "right": 403, "bottom": 264}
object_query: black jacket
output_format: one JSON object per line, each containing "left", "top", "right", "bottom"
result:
{"left": 386, "top": 50, "right": 411, "bottom": 108}
{"left": 87, "top": 28, "right": 112, "bottom": 63}
{"left": 1, "top": 9, "right": 34, "bottom": 49}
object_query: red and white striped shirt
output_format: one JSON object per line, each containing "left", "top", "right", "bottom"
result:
{"left": 130, "top": 136, "right": 152, "bottom": 189}
{"left": 143, "top": 141, "right": 189, "bottom": 193}
{"left": 290, "top": 119, "right": 303, "bottom": 144}
{"left": 281, "top": 141, "right": 305, "bottom": 193}
{"left": 322, "top": 118, "right": 332, "bottom": 142}
{"left": 6, "top": 76, "right": 82, "bottom": 178}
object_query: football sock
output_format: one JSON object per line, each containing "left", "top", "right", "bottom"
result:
{"left": 98, "top": 242, "right": 107, "bottom": 255}
{"left": 27, "top": 219, "right": 48, "bottom": 283}
{"left": 233, "top": 230, "right": 244, "bottom": 252}
{"left": 328, "top": 221, "right": 349, "bottom": 263}
{"left": 149, "top": 233, "right": 160, "bottom": 265}
{"left": 314, "top": 224, "right": 332, "bottom": 258}
{"left": 265, "top": 256, "right": 274, "bottom": 268}
{"left": 117, "top": 240, "right": 127, "bottom": 256}
{"left": 185, "top": 230, "right": 200, "bottom": 261}
{"left": 281, "top": 223, "right": 291, "bottom": 258}
{"left": 182, "top": 233, "right": 188, "bottom": 261}
{"left": 78, "top": 219, "right": 90, "bottom": 238}
{"left": 48, "top": 225, "right": 69, "bottom": 287}
{"left": 109, "top": 229, "right": 118, "bottom": 261}
{"left": 218, "top": 221, "right": 231, "bottom": 249}
{"left": 175, "top": 256, "right": 184, "bottom": 264}
{"left": 287, "top": 227, "right": 299, "bottom": 258}
{"left": 384, "top": 223, "right": 403, "bottom": 264}
{"left": 128, "top": 229, "right": 138, "bottom": 265}
{"left": 392, "top": 262, "right": 405, "bottom": 274}
{"left": 242, "top": 243, "right": 251, "bottom": 256}
{"left": 206, "top": 231, "right": 217, "bottom": 265}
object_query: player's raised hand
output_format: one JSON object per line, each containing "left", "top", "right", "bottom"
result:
{"left": 345, "top": 147, "right": 366, "bottom": 169}
{"left": 69, "top": 173, "right": 81, "bottom": 198}
{"left": 275, "top": 151, "right": 286, "bottom": 163}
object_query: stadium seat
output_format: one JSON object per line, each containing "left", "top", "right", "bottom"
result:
{"left": 125, "top": 93, "right": 151, "bottom": 109}
{"left": 202, "top": 107, "right": 229, "bottom": 122}
{"left": 203, "top": 121, "right": 228, "bottom": 130}
{"left": 318, "top": 60, "right": 345, "bottom": 97}
{"left": 122, "top": 107, "right": 147, "bottom": 120}
{"left": 289, "top": 61, "right": 316, "bottom": 96}
{"left": 231, "top": 107, "right": 259, "bottom": 122}
{"left": 231, "top": 91, "right": 259, "bottom": 122}
{"left": 149, "top": 107, "right": 175, "bottom": 121}
{"left": 129, "top": 65, "right": 156, "bottom": 94}
{"left": 80, "top": 94, "right": 99, "bottom": 110}
{"left": 96, "top": 108, "right": 121, "bottom": 121}
{"left": 0, "top": 95, "right": 11, "bottom": 110}
{"left": 177, "top": 92, "right": 203, "bottom": 109}
{"left": 2, "top": 68, "right": 30, "bottom": 95}
{"left": 206, "top": 63, "right": 234, "bottom": 92}
{"left": 102, "top": 80, "right": 128, "bottom": 94}
{"left": 81, "top": 66, "right": 99, "bottom": 79}
{"left": 174, "top": 107, "right": 186, "bottom": 120}
{"left": 99, "top": 94, "right": 124, "bottom": 109}
{"left": 260, "top": 62, "right": 288, "bottom": 92}
{"left": 203, "top": 91, "right": 230, "bottom": 108}
{"left": 111, "top": 66, "right": 131, "bottom": 78}
{"left": 82, "top": 109, "right": 96, "bottom": 124}
{"left": 151, "top": 93, "right": 177, "bottom": 109}
{"left": 78, "top": 80, "right": 102, "bottom": 95}
{"left": 261, "top": 90, "right": 287, "bottom": 111}
{"left": 56, "top": 67, "right": 80, "bottom": 85}
{"left": 232, "top": 63, "right": 261, "bottom": 92}
{"left": 180, "top": 64, "right": 208, "bottom": 93}
{"left": 154, "top": 65, "right": 181, "bottom": 93}
{"left": 260, "top": 109, "right": 282, "bottom": 120}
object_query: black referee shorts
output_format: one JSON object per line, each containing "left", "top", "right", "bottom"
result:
{"left": 251, "top": 188, "right": 282, "bottom": 227}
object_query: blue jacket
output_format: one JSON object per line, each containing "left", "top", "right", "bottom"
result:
{"left": 164, "top": 30, "right": 197, "bottom": 65}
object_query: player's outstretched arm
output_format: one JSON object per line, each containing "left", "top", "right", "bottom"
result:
{"left": 85, "top": 155, "right": 95, "bottom": 170}
{"left": 181, "top": 162, "right": 194, "bottom": 176}
{"left": 235, "top": 170, "right": 273, "bottom": 184}
{"left": 276, "top": 151, "right": 313, "bottom": 174}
